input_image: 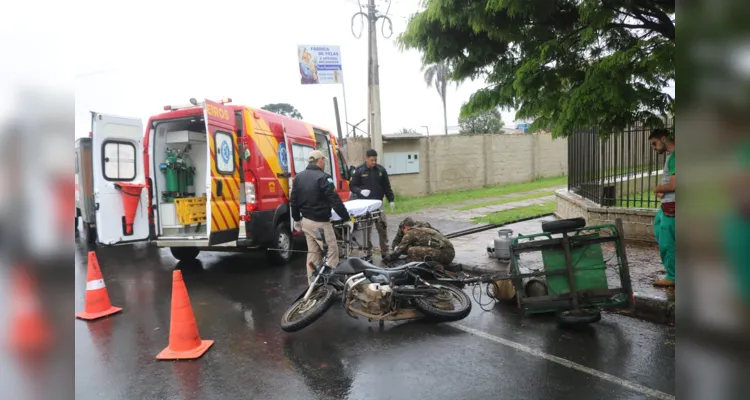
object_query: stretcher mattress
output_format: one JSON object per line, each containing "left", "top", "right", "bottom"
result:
{"left": 331, "top": 199, "right": 383, "bottom": 221}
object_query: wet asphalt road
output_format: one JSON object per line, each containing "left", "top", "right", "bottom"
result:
{"left": 75, "top": 238, "right": 675, "bottom": 400}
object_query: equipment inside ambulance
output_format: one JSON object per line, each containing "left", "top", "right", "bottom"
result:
{"left": 75, "top": 98, "right": 352, "bottom": 265}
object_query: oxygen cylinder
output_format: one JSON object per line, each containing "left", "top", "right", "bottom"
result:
{"left": 178, "top": 168, "right": 187, "bottom": 194}
{"left": 174, "top": 154, "right": 186, "bottom": 194}
{"left": 165, "top": 151, "right": 179, "bottom": 192}
{"left": 165, "top": 168, "right": 178, "bottom": 192}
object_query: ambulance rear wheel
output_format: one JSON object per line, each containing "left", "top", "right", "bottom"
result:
{"left": 82, "top": 222, "right": 97, "bottom": 244}
{"left": 170, "top": 247, "right": 200, "bottom": 261}
{"left": 266, "top": 221, "right": 293, "bottom": 265}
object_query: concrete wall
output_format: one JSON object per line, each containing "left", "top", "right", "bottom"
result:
{"left": 345, "top": 133, "right": 568, "bottom": 196}
{"left": 555, "top": 189, "right": 656, "bottom": 242}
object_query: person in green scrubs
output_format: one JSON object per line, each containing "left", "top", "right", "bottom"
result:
{"left": 650, "top": 128, "right": 676, "bottom": 287}
{"left": 722, "top": 137, "right": 750, "bottom": 304}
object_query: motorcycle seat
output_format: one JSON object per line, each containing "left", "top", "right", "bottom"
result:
{"left": 364, "top": 268, "right": 408, "bottom": 280}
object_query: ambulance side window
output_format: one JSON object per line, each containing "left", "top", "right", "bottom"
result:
{"left": 291, "top": 143, "right": 314, "bottom": 174}
{"left": 102, "top": 140, "right": 136, "bottom": 181}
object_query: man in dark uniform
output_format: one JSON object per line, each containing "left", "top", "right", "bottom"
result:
{"left": 290, "top": 150, "right": 352, "bottom": 281}
{"left": 384, "top": 224, "right": 455, "bottom": 267}
{"left": 349, "top": 149, "right": 395, "bottom": 255}
{"left": 390, "top": 217, "right": 437, "bottom": 250}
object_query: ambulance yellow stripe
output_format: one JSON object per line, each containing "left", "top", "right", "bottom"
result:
{"left": 207, "top": 134, "right": 239, "bottom": 230}
{"left": 305, "top": 123, "right": 316, "bottom": 143}
{"left": 207, "top": 137, "right": 229, "bottom": 230}
{"left": 244, "top": 108, "right": 290, "bottom": 197}
{"left": 214, "top": 124, "right": 241, "bottom": 225}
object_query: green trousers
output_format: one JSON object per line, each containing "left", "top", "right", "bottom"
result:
{"left": 654, "top": 209, "right": 675, "bottom": 281}
{"left": 723, "top": 214, "right": 750, "bottom": 304}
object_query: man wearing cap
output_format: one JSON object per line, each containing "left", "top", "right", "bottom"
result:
{"left": 349, "top": 149, "right": 396, "bottom": 256}
{"left": 290, "top": 150, "right": 353, "bottom": 281}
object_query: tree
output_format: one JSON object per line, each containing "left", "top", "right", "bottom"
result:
{"left": 261, "top": 103, "right": 303, "bottom": 119}
{"left": 422, "top": 61, "right": 453, "bottom": 135}
{"left": 398, "top": 0, "right": 675, "bottom": 137}
{"left": 459, "top": 108, "right": 504, "bottom": 135}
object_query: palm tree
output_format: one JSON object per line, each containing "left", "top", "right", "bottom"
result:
{"left": 422, "top": 61, "right": 452, "bottom": 135}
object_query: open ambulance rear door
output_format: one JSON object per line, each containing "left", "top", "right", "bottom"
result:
{"left": 91, "top": 112, "right": 150, "bottom": 245}
{"left": 282, "top": 123, "right": 317, "bottom": 233}
{"left": 203, "top": 99, "right": 242, "bottom": 246}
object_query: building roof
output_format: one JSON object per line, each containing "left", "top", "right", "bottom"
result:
{"left": 383, "top": 133, "right": 425, "bottom": 140}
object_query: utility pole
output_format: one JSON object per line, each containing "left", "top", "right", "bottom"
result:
{"left": 352, "top": 0, "right": 392, "bottom": 157}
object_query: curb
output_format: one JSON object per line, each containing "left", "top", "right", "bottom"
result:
{"left": 445, "top": 213, "right": 556, "bottom": 239}
{"left": 457, "top": 261, "right": 675, "bottom": 324}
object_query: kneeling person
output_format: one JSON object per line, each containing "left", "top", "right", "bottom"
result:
{"left": 384, "top": 224, "right": 455, "bottom": 266}
{"left": 391, "top": 217, "right": 437, "bottom": 250}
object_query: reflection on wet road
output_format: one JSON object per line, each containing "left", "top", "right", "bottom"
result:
{"left": 75, "top": 240, "right": 675, "bottom": 400}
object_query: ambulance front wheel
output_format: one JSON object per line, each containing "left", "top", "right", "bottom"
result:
{"left": 170, "top": 247, "right": 200, "bottom": 261}
{"left": 266, "top": 221, "right": 294, "bottom": 265}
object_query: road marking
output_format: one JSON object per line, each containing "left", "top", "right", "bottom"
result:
{"left": 449, "top": 323, "right": 675, "bottom": 400}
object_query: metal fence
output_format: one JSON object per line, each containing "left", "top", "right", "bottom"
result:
{"left": 568, "top": 119, "right": 673, "bottom": 209}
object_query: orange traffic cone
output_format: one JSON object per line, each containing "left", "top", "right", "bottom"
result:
{"left": 76, "top": 251, "right": 122, "bottom": 320}
{"left": 115, "top": 182, "right": 145, "bottom": 235}
{"left": 7, "top": 266, "right": 51, "bottom": 355}
{"left": 156, "top": 270, "right": 213, "bottom": 360}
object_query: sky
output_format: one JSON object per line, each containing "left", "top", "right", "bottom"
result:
{"left": 70, "top": 0, "right": 517, "bottom": 139}
{"left": 21, "top": 0, "right": 671, "bottom": 140}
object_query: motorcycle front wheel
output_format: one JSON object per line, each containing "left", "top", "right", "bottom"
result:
{"left": 281, "top": 284, "right": 337, "bottom": 332}
{"left": 414, "top": 284, "right": 472, "bottom": 322}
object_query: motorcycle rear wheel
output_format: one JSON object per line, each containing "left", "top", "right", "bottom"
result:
{"left": 414, "top": 284, "right": 472, "bottom": 322}
{"left": 281, "top": 284, "right": 337, "bottom": 332}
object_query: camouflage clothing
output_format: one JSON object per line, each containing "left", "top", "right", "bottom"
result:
{"left": 390, "top": 217, "right": 436, "bottom": 250}
{"left": 385, "top": 226, "right": 455, "bottom": 265}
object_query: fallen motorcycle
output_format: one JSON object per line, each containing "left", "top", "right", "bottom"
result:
{"left": 280, "top": 229, "right": 472, "bottom": 332}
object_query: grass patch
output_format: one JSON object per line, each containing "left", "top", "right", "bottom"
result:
{"left": 471, "top": 201, "right": 557, "bottom": 225}
{"left": 456, "top": 190, "right": 556, "bottom": 211}
{"left": 392, "top": 175, "right": 566, "bottom": 214}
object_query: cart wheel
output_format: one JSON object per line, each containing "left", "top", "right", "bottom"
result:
{"left": 555, "top": 308, "right": 601, "bottom": 326}
{"left": 542, "top": 218, "right": 586, "bottom": 233}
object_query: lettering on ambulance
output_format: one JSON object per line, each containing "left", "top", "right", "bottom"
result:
{"left": 206, "top": 103, "right": 232, "bottom": 122}
{"left": 208, "top": 128, "right": 240, "bottom": 232}
{"left": 243, "top": 109, "right": 290, "bottom": 197}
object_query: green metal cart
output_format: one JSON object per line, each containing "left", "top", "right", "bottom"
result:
{"left": 502, "top": 217, "right": 634, "bottom": 325}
